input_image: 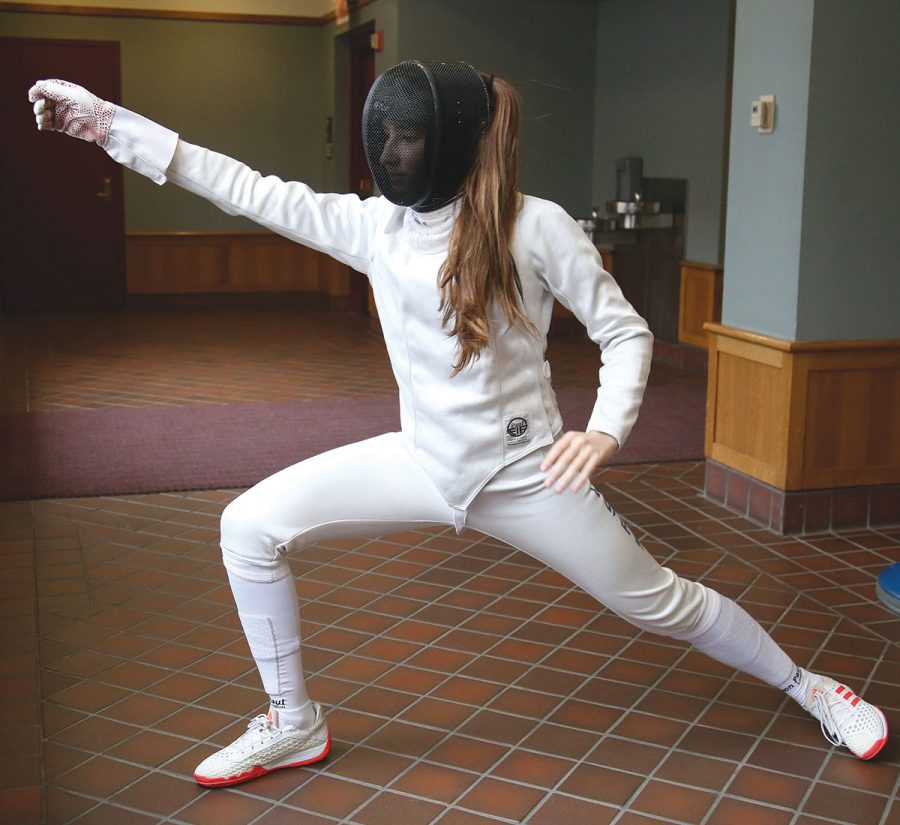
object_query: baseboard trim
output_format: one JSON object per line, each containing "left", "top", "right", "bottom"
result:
{"left": 705, "top": 460, "right": 900, "bottom": 534}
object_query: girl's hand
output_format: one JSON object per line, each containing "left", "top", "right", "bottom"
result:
{"left": 541, "top": 430, "right": 619, "bottom": 493}
{"left": 28, "top": 79, "right": 116, "bottom": 147}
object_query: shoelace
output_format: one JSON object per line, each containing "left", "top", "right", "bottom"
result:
{"left": 248, "top": 714, "right": 277, "bottom": 734}
{"left": 813, "top": 689, "right": 850, "bottom": 747}
{"left": 229, "top": 715, "right": 296, "bottom": 755}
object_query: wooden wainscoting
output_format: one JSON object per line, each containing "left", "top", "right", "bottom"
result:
{"left": 705, "top": 323, "right": 900, "bottom": 490}
{"left": 678, "top": 261, "right": 723, "bottom": 348}
{"left": 126, "top": 232, "right": 352, "bottom": 304}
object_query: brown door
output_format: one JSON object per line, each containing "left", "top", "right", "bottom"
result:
{"left": 347, "top": 24, "right": 376, "bottom": 314}
{"left": 0, "top": 38, "right": 125, "bottom": 313}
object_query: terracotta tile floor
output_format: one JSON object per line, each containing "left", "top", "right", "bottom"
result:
{"left": 1, "top": 308, "right": 898, "bottom": 825}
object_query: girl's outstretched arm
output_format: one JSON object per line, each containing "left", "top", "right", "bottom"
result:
{"left": 29, "top": 78, "right": 382, "bottom": 274}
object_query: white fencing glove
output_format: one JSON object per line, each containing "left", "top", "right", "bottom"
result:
{"left": 28, "top": 79, "right": 117, "bottom": 148}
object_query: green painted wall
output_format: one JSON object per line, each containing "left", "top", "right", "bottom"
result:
{"left": 5, "top": 1, "right": 736, "bottom": 256}
{"left": 722, "top": 0, "right": 815, "bottom": 339}
{"left": 2, "top": 11, "right": 328, "bottom": 232}
{"left": 593, "top": 0, "right": 732, "bottom": 265}
{"left": 392, "top": 0, "right": 599, "bottom": 218}
{"left": 723, "top": 0, "right": 899, "bottom": 342}
{"left": 796, "top": 0, "right": 900, "bottom": 340}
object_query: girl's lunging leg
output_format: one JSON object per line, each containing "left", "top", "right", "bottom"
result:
{"left": 468, "top": 447, "right": 888, "bottom": 760}
{"left": 194, "top": 433, "right": 456, "bottom": 787}
{"left": 687, "top": 590, "right": 888, "bottom": 758}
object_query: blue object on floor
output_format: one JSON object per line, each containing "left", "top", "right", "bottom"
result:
{"left": 876, "top": 563, "right": 900, "bottom": 616}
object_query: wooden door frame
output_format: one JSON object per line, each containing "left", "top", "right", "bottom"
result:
{"left": 347, "top": 20, "right": 375, "bottom": 196}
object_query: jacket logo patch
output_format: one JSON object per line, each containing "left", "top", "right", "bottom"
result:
{"left": 505, "top": 415, "right": 531, "bottom": 446}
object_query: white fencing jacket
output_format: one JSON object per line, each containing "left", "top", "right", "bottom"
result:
{"left": 105, "top": 108, "right": 653, "bottom": 510}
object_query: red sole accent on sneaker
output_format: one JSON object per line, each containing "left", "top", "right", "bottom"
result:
{"left": 856, "top": 709, "right": 889, "bottom": 761}
{"left": 858, "top": 735, "right": 888, "bottom": 760}
{"left": 194, "top": 731, "right": 332, "bottom": 788}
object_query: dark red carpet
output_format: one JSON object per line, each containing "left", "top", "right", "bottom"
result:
{"left": 0, "top": 384, "right": 705, "bottom": 501}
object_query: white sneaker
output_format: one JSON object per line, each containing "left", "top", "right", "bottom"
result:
{"left": 808, "top": 677, "right": 888, "bottom": 760}
{"left": 194, "top": 703, "right": 331, "bottom": 787}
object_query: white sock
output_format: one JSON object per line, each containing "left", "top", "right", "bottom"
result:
{"left": 227, "top": 565, "right": 316, "bottom": 729}
{"left": 778, "top": 665, "right": 820, "bottom": 711}
{"left": 268, "top": 699, "right": 315, "bottom": 730}
{"left": 687, "top": 589, "right": 796, "bottom": 688}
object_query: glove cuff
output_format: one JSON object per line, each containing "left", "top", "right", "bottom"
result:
{"left": 94, "top": 99, "right": 117, "bottom": 148}
{"left": 104, "top": 107, "right": 179, "bottom": 185}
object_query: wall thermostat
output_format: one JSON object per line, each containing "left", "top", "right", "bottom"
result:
{"left": 751, "top": 94, "right": 776, "bottom": 133}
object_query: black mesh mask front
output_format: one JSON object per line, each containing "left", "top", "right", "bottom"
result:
{"left": 363, "top": 60, "right": 492, "bottom": 212}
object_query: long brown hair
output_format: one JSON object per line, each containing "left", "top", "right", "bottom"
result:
{"left": 438, "top": 75, "right": 536, "bottom": 375}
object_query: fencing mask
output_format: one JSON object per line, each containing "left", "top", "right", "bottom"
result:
{"left": 363, "top": 60, "right": 493, "bottom": 212}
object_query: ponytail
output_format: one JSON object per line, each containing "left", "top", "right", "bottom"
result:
{"left": 438, "top": 76, "right": 536, "bottom": 375}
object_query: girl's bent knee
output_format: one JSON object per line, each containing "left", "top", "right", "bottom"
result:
{"left": 221, "top": 543, "right": 291, "bottom": 584}
{"left": 220, "top": 496, "right": 284, "bottom": 579}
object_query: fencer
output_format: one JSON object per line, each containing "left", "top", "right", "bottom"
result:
{"left": 28, "top": 62, "right": 888, "bottom": 789}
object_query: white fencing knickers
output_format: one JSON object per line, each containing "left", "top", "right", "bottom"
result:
{"left": 220, "top": 432, "right": 794, "bottom": 717}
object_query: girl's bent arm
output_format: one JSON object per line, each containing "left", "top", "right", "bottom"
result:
{"left": 526, "top": 199, "right": 653, "bottom": 449}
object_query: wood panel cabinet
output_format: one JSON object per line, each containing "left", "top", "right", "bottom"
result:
{"left": 608, "top": 219, "right": 684, "bottom": 342}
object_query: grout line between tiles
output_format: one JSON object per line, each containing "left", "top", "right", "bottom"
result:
{"left": 876, "top": 771, "right": 900, "bottom": 825}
